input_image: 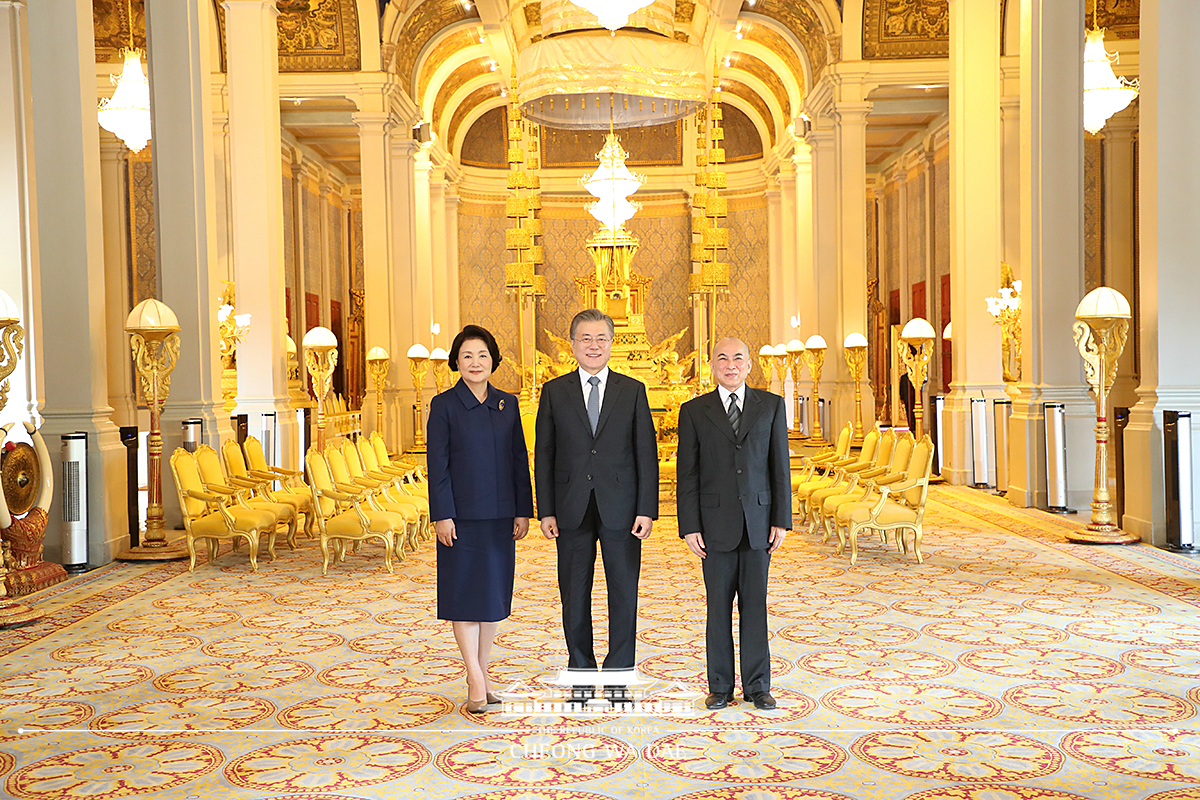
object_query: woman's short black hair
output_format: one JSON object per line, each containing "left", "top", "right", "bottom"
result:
{"left": 448, "top": 324, "right": 502, "bottom": 371}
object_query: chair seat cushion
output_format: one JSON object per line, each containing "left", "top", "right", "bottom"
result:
{"left": 376, "top": 500, "right": 419, "bottom": 522}
{"left": 796, "top": 479, "right": 839, "bottom": 500}
{"left": 847, "top": 499, "right": 917, "bottom": 527}
{"left": 810, "top": 484, "right": 857, "bottom": 508}
{"left": 829, "top": 493, "right": 874, "bottom": 518}
{"left": 246, "top": 499, "right": 296, "bottom": 521}
{"left": 191, "top": 507, "right": 275, "bottom": 535}
{"left": 272, "top": 489, "right": 312, "bottom": 511}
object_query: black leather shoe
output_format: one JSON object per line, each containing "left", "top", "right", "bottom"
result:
{"left": 704, "top": 691, "right": 733, "bottom": 710}
{"left": 744, "top": 691, "right": 777, "bottom": 710}
{"left": 604, "top": 685, "right": 633, "bottom": 704}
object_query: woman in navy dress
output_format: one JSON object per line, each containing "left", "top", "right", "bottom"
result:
{"left": 427, "top": 324, "right": 533, "bottom": 714}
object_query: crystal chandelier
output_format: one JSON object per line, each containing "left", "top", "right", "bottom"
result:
{"left": 582, "top": 133, "right": 644, "bottom": 232}
{"left": 97, "top": 0, "right": 152, "bottom": 152}
{"left": 575, "top": 0, "right": 653, "bottom": 32}
{"left": 1082, "top": 15, "right": 1138, "bottom": 134}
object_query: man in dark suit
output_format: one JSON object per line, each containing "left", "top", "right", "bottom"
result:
{"left": 677, "top": 337, "right": 791, "bottom": 711}
{"left": 536, "top": 308, "right": 658, "bottom": 676}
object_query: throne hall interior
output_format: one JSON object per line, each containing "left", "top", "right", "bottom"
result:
{"left": 2, "top": 1, "right": 1200, "bottom": 798}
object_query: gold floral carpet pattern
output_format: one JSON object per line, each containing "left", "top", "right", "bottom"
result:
{"left": 2, "top": 486, "right": 1200, "bottom": 799}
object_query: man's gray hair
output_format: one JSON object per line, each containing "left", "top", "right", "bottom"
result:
{"left": 570, "top": 308, "right": 615, "bottom": 339}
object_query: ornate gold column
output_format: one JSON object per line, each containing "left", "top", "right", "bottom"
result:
{"left": 303, "top": 327, "right": 338, "bottom": 451}
{"left": 120, "top": 299, "right": 187, "bottom": 561}
{"left": 1069, "top": 287, "right": 1138, "bottom": 544}
{"left": 757, "top": 345, "right": 774, "bottom": 390}
{"left": 802, "top": 335, "right": 828, "bottom": 446}
{"left": 366, "top": 346, "right": 389, "bottom": 438}
{"left": 430, "top": 348, "right": 450, "bottom": 394}
{"left": 843, "top": 332, "right": 869, "bottom": 447}
{"left": 898, "top": 318, "right": 936, "bottom": 439}
{"left": 785, "top": 339, "right": 806, "bottom": 440}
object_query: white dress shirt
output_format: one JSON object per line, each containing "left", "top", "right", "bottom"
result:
{"left": 579, "top": 366, "right": 610, "bottom": 411}
{"left": 717, "top": 383, "right": 746, "bottom": 414}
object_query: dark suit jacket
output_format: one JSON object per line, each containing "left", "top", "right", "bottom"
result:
{"left": 535, "top": 369, "right": 659, "bottom": 531}
{"left": 426, "top": 379, "right": 534, "bottom": 522}
{"left": 676, "top": 387, "right": 792, "bottom": 551}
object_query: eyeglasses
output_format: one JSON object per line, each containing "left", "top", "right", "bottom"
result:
{"left": 573, "top": 335, "right": 612, "bottom": 346}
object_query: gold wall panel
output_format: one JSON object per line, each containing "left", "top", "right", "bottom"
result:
{"left": 447, "top": 85, "right": 504, "bottom": 153}
{"left": 743, "top": 0, "right": 829, "bottom": 78}
{"left": 541, "top": 121, "right": 682, "bottom": 169}
{"left": 215, "top": 0, "right": 362, "bottom": 73}
{"left": 719, "top": 199, "right": 771, "bottom": 357}
{"left": 457, "top": 209, "right": 522, "bottom": 393}
{"left": 723, "top": 104, "right": 764, "bottom": 163}
{"left": 1084, "top": 135, "right": 1105, "bottom": 292}
{"left": 127, "top": 149, "right": 157, "bottom": 305}
{"left": 1090, "top": 0, "right": 1139, "bottom": 38}
{"left": 417, "top": 30, "right": 482, "bottom": 104}
{"left": 720, "top": 78, "right": 775, "bottom": 147}
{"left": 742, "top": 23, "right": 808, "bottom": 96}
{"left": 863, "top": 0, "right": 949, "bottom": 60}
{"left": 392, "top": 0, "right": 481, "bottom": 85}
{"left": 461, "top": 107, "right": 509, "bottom": 169}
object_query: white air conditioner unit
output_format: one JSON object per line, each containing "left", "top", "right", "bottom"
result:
{"left": 61, "top": 432, "right": 89, "bottom": 572}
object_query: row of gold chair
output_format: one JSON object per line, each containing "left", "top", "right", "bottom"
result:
{"left": 792, "top": 423, "right": 935, "bottom": 565}
{"left": 170, "top": 432, "right": 430, "bottom": 574}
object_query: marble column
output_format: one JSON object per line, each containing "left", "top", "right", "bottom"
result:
{"left": 355, "top": 113, "right": 396, "bottom": 444}
{"left": 765, "top": 178, "right": 783, "bottom": 349}
{"left": 945, "top": 0, "right": 1006, "bottom": 486}
{"left": 1101, "top": 108, "right": 1139, "bottom": 416}
{"left": 429, "top": 167, "right": 449, "bottom": 345}
{"left": 1009, "top": 0, "right": 1093, "bottom": 510}
{"left": 0, "top": 0, "right": 40, "bottom": 427}
{"left": 390, "top": 136, "right": 421, "bottom": 447}
{"left": 804, "top": 125, "right": 836, "bottom": 431}
{"left": 27, "top": 0, "right": 125, "bottom": 564}
{"left": 793, "top": 142, "right": 816, "bottom": 358}
{"left": 1124, "top": 0, "right": 1200, "bottom": 544}
{"left": 97, "top": 135, "right": 135, "bottom": 429}
{"left": 145, "top": 0, "right": 233, "bottom": 500}
{"left": 775, "top": 163, "right": 798, "bottom": 352}
{"left": 832, "top": 101, "right": 874, "bottom": 430}
{"left": 222, "top": 0, "right": 296, "bottom": 466}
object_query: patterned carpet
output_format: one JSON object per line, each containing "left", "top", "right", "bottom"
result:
{"left": 2, "top": 486, "right": 1200, "bottom": 799}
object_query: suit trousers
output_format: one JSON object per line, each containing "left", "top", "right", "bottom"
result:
{"left": 701, "top": 527, "right": 771, "bottom": 694}
{"left": 556, "top": 492, "right": 641, "bottom": 669}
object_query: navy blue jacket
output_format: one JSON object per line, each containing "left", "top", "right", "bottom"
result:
{"left": 427, "top": 379, "right": 534, "bottom": 522}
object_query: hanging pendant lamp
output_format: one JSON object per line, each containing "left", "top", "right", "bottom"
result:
{"left": 97, "top": 0, "right": 151, "bottom": 152}
{"left": 1082, "top": 2, "right": 1138, "bottom": 135}
{"left": 575, "top": 0, "right": 653, "bottom": 32}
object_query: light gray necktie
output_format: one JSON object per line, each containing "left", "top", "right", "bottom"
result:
{"left": 587, "top": 375, "right": 601, "bottom": 435}
{"left": 727, "top": 393, "right": 741, "bottom": 436}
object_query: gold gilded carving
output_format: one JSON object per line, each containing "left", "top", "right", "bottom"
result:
{"left": 432, "top": 58, "right": 494, "bottom": 132}
{"left": 674, "top": 30, "right": 690, "bottom": 42}
{"left": 863, "top": 0, "right": 949, "bottom": 60}
{"left": 462, "top": 107, "right": 509, "bottom": 169}
{"left": 720, "top": 79, "right": 775, "bottom": 147}
{"left": 675, "top": 0, "right": 696, "bottom": 23}
{"left": 525, "top": 2, "right": 541, "bottom": 27}
{"left": 743, "top": 0, "right": 829, "bottom": 78}
{"left": 732, "top": 53, "right": 792, "bottom": 121}
{"left": 743, "top": 24, "right": 808, "bottom": 97}
{"left": 541, "top": 121, "right": 682, "bottom": 169}
{"left": 446, "top": 85, "right": 504, "bottom": 152}
{"left": 94, "top": 0, "right": 145, "bottom": 60}
{"left": 417, "top": 30, "right": 481, "bottom": 104}
{"left": 1086, "top": 0, "right": 1139, "bottom": 39}
{"left": 214, "top": 0, "right": 361, "bottom": 73}
{"left": 126, "top": 148, "right": 158, "bottom": 306}
{"left": 1084, "top": 136, "right": 1104, "bottom": 292}
{"left": 392, "top": 0, "right": 481, "bottom": 88}
{"left": 722, "top": 105, "right": 764, "bottom": 163}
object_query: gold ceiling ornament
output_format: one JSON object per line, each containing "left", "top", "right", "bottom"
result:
{"left": 517, "top": 3, "right": 705, "bottom": 130}
{"left": 97, "top": 0, "right": 151, "bottom": 153}
{"left": 505, "top": 84, "right": 548, "bottom": 402}
{"left": 1083, "top": 0, "right": 1139, "bottom": 135}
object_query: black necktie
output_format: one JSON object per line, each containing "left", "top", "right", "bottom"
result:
{"left": 727, "top": 393, "right": 741, "bottom": 436}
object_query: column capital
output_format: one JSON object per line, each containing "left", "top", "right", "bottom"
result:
{"left": 221, "top": 0, "right": 279, "bottom": 14}
{"left": 391, "top": 137, "right": 420, "bottom": 160}
{"left": 804, "top": 126, "right": 834, "bottom": 149}
{"left": 352, "top": 111, "right": 391, "bottom": 136}
{"left": 833, "top": 101, "right": 873, "bottom": 126}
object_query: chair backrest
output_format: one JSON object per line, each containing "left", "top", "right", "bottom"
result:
{"left": 222, "top": 439, "right": 250, "bottom": 479}
{"left": 904, "top": 435, "right": 935, "bottom": 507}
{"left": 341, "top": 440, "right": 367, "bottom": 478}
{"left": 857, "top": 427, "right": 880, "bottom": 464}
{"left": 244, "top": 436, "right": 269, "bottom": 473}
{"left": 325, "top": 444, "right": 354, "bottom": 485}
{"left": 887, "top": 433, "right": 916, "bottom": 477}
{"left": 195, "top": 444, "right": 228, "bottom": 487}
{"left": 170, "top": 448, "right": 208, "bottom": 520}
{"left": 370, "top": 432, "right": 391, "bottom": 467}
{"left": 304, "top": 447, "right": 337, "bottom": 521}
{"left": 357, "top": 437, "right": 382, "bottom": 471}
{"left": 873, "top": 429, "right": 897, "bottom": 468}
{"left": 833, "top": 423, "right": 853, "bottom": 458}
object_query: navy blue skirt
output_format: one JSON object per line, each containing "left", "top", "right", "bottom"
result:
{"left": 437, "top": 518, "right": 516, "bottom": 622}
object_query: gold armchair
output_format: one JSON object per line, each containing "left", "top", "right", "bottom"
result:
{"left": 170, "top": 448, "right": 278, "bottom": 572}
{"left": 305, "top": 447, "right": 404, "bottom": 575}
{"left": 817, "top": 431, "right": 915, "bottom": 544}
{"left": 794, "top": 426, "right": 882, "bottom": 529}
{"left": 840, "top": 435, "right": 935, "bottom": 565}
{"left": 195, "top": 444, "right": 297, "bottom": 550}
{"left": 223, "top": 438, "right": 314, "bottom": 539}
